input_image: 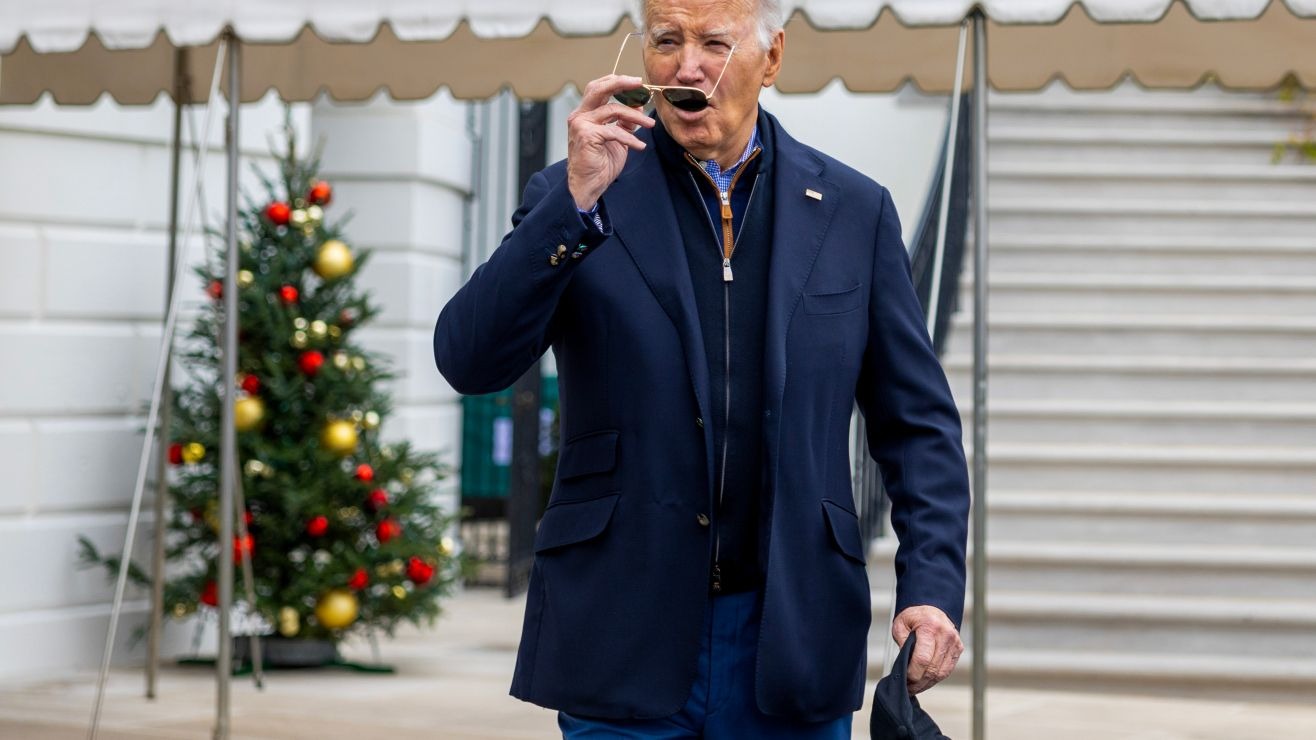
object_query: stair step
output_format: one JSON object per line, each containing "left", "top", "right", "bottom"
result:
{"left": 984, "top": 490, "right": 1316, "bottom": 547}
{"left": 958, "top": 442, "right": 1316, "bottom": 496}
{"left": 945, "top": 354, "right": 1316, "bottom": 403}
{"left": 869, "top": 539, "right": 1316, "bottom": 600}
{"left": 990, "top": 162, "right": 1316, "bottom": 203}
{"left": 956, "top": 399, "right": 1316, "bottom": 446}
{"left": 945, "top": 313, "right": 1316, "bottom": 359}
{"left": 984, "top": 233, "right": 1316, "bottom": 275}
{"left": 956, "top": 273, "right": 1316, "bottom": 315}
{"left": 867, "top": 590, "right": 1316, "bottom": 660}
{"left": 989, "top": 197, "right": 1316, "bottom": 239}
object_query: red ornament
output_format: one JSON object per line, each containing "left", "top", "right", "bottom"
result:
{"left": 233, "top": 533, "right": 254, "bottom": 563}
{"left": 365, "top": 488, "right": 389, "bottom": 511}
{"left": 239, "top": 374, "right": 261, "bottom": 395}
{"left": 298, "top": 350, "right": 325, "bottom": 376}
{"left": 406, "top": 556, "right": 435, "bottom": 586}
{"left": 279, "top": 285, "right": 299, "bottom": 304}
{"left": 376, "top": 518, "right": 402, "bottom": 544}
{"left": 200, "top": 580, "right": 219, "bottom": 607}
{"left": 348, "top": 567, "right": 368, "bottom": 591}
{"left": 307, "top": 180, "right": 333, "bottom": 206}
{"left": 354, "top": 464, "right": 374, "bottom": 483}
{"left": 206, "top": 280, "right": 223, "bottom": 300}
{"left": 306, "top": 515, "right": 329, "bottom": 537}
{"left": 168, "top": 443, "right": 184, "bottom": 466}
{"left": 243, "top": 509, "right": 254, "bottom": 526}
{"left": 265, "top": 201, "right": 291, "bottom": 225}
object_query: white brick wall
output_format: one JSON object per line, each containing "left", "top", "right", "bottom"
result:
{"left": 0, "top": 91, "right": 311, "bottom": 683}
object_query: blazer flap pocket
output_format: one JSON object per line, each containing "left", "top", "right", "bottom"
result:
{"left": 803, "top": 283, "right": 863, "bottom": 315}
{"left": 557, "top": 430, "right": 619, "bottom": 480}
{"left": 534, "top": 493, "right": 620, "bottom": 553}
{"left": 821, "top": 499, "right": 866, "bottom": 564}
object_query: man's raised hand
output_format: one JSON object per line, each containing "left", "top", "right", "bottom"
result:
{"left": 567, "top": 75, "right": 656, "bottom": 211}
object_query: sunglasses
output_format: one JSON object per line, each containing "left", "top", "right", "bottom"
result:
{"left": 610, "top": 32, "right": 738, "bottom": 112}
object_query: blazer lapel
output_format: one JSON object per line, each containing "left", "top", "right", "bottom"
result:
{"left": 764, "top": 122, "right": 839, "bottom": 448}
{"left": 608, "top": 139, "right": 717, "bottom": 490}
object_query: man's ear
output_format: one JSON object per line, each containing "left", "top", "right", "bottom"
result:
{"left": 762, "top": 29, "right": 785, "bottom": 87}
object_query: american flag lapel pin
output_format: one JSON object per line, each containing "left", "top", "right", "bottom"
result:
{"left": 805, "top": 188, "right": 822, "bottom": 201}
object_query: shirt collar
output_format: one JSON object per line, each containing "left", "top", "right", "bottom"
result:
{"left": 700, "top": 125, "right": 760, "bottom": 180}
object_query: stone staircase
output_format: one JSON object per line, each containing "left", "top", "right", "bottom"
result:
{"left": 867, "top": 82, "right": 1316, "bottom": 698}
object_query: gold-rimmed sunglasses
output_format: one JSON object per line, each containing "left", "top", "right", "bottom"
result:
{"left": 610, "top": 31, "right": 738, "bottom": 112}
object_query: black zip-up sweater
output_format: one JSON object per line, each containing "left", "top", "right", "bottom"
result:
{"left": 653, "top": 109, "right": 776, "bottom": 595}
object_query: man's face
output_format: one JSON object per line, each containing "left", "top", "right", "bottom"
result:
{"left": 642, "top": 0, "right": 783, "bottom": 163}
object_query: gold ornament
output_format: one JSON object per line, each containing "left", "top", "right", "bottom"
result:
{"left": 351, "top": 356, "right": 366, "bottom": 372}
{"left": 387, "top": 558, "right": 405, "bottom": 576}
{"left": 363, "top": 411, "right": 381, "bottom": 430}
{"left": 243, "top": 459, "right": 266, "bottom": 477}
{"left": 278, "top": 606, "right": 300, "bottom": 637}
{"left": 328, "top": 325, "right": 342, "bottom": 340}
{"left": 203, "top": 500, "right": 220, "bottom": 531}
{"left": 314, "top": 240, "right": 354, "bottom": 280}
{"left": 306, "top": 205, "right": 324, "bottom": 223}
{"left": 400, "top": 468, "right": 415, "bottom": 485}
{"left": 391, "top": 585, "right": 407, "bottom": 600}
{"left": 291, "top": 330, "right": 309, "bottom": 349}
{"left": 289, "top": 209, "right": 309, "bottom": 229}
{"left": 172, "top": 603, "right": 192, "bottom": 618}
{"left": 181, "top": 442, "right": 206, "bottom": 464}
{"left": 333, "top": 352, "right": 350, "bottom": 369}
{"left": 439, "top": 536, "right": 455, "bottom": 556}
{"left": 350, "top": 409, "right": 364, "bottom": 423}
{"left": 239, "top": 237, "right": 253, "bottom": 253}
{"left": 237, "top": 270, "right": 254, "bottom": 288}
{"left": 314, "top": 589, "right": 359, "bottom": 630}
{"left": 234, "top": 396, "right": 266, "bottom": 432}
{"left": 309, "top": 320, "right": 328, "bottom": 340}
{"left": 337, "top": 506, "right": 361, "bottom": 523}
{"left": 320, "top": 420, "right": 358, "bottom": 456}
{"left": 293, "top": 317, "right": 309, "bottom": 331}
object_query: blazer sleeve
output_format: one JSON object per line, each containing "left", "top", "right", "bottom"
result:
{"left": 433, "top": 168, "right": 612, "bottom": 395}
{"left": 854, "top": 185, "right": 971, "bottom": 629}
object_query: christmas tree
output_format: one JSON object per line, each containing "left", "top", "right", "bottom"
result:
{"left": 81, "top": 128, "right": 464, "bottom": 653}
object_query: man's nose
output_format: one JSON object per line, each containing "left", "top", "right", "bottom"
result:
{"left": 673, "top": 45, "right": 707, "bottom": 86}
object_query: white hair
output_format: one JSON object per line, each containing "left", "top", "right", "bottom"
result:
{"left": 632, "top": 0, "right": 784, "bottom": 49}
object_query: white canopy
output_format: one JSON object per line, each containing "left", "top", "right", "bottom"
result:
{"left": 2, "top": 0, "right": 1314, "bottom": 104}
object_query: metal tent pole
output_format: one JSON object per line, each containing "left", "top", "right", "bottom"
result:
{"left": 970, "top": 9, "right": 991, "bottom": 740}
{"left": 147, "top": 46, "right": 189, "bottom": 702}
{"left": 86, "top": 38, "right": 227, "bottom": 740}
{"left": 215, "top": 28, "right": 241, "bottom": 740}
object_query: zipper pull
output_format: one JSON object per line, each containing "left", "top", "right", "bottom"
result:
{"left": 722, "top": 258, "right": 733, "bottom": 282}
{"left": 711, "top": 562, "right": 723, "bottom": 593}
{"left": 720, "top": 191, "right": 732, "bottom": 219}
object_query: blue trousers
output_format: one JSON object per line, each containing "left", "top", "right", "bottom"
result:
{"left": 558, "top": 588, "right": 853, "bottom": 738}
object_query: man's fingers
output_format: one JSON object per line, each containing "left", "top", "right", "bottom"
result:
{"left": 906, "top": 625, "right": 936, "bottom": 685}
{"left": 578, "top": 75, "right": 645, "bottom": 112}
{"left": 582, "top": 102, "right": 655, "bottom": 130}
{"left": 591, "top": 124, "right": 647, "bottom": 152}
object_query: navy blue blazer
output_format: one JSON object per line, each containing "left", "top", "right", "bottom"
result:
{"left": 434, "top": 109, "right": 969, "bottom": 722}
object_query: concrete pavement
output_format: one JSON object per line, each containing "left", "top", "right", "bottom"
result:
{"left": 2, "top": 587, "right": 1313, "bottom": 739}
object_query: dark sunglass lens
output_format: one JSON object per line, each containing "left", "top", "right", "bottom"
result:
{"left": 664, "top": 89, "right": 708, "bottom": 112}
{"left": 613, "top": 88, "right": 652, "bottom": 107}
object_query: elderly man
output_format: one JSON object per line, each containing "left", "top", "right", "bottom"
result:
{"left": 433, "top": 0, "right": 970, "bottom": 736}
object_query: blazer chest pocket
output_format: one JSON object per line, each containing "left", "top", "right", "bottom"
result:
{"left": 803, "top": 283, "right": 863, "bottom": 316}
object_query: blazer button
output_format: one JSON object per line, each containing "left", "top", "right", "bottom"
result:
{"left": 695, "top": 416, "right": 704, "bottom": 428}
{"left": 696, "top": 513, "right": 710, "bottom": 527}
